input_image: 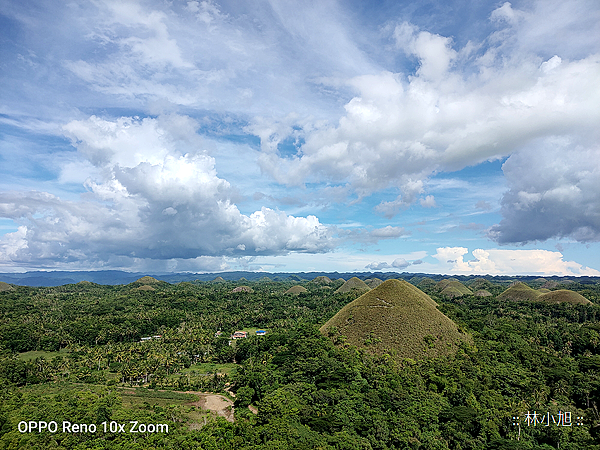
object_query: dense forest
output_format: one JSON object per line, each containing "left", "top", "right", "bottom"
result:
{"left": 1, "top": 275, "right": 600, "bottom": 449}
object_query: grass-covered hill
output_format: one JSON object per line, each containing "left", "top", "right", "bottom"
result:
{"left": 0, "top": 281, "right": 14, "bottom": 292}
{"left": 135, "top": 284, "right": 156, "bottom": 291}
{"left": 312, "top": 276, "right": 332, "bottom": 285}
{"left": 320, "top": 279, "right": 470, "bottom": 360}
{"left": 135, "top": 276, "right": 161, "bottom": 284}
{"left": 538, "top": 289, "right": 592, "bottom": 305}
{"left": 231, "top": 285, "right": 254, "bottom": 293}
{"left": 365, "top": 277, "right": 383, "bottom": 288}
{"left": 438, "top": 280, "right": 472, "bottom": 299}
{"left": 468, "top": 277, "right": 495, "bottom": 291}
{"left": 285, "top": 285, "right": 308, "bottom": 295}
{"left": 497, "top": 282, "right": 543, "bottom": 301}
{"left": 474, "top": 289, "right": 493, "bottom": 297}
{"left": 334, "top": 276, "right": 370, "bottom": 294}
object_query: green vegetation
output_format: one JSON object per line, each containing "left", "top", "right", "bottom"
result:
{"left": 1, "top": 275, "right": 600, "bottom": 449}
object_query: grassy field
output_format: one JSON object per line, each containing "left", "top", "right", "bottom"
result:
{"left": 177, "top": 362, "right": 237, "bottom": 376}
{"left": 18, "top": 349, "right": 70, "bottom": 361}
{"left": 17, "top": 382, "right": 210, "bottom": 426}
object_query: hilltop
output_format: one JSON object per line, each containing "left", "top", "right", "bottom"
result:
{"left": 285, "top": 285, "right": 308, "bottom": 295}
{"left": 497, "top": 282, "right": 542, "bottom": 302}
{"left": 231, "top": 286, "right": 253, "bottom": 293}
{"left": 320, "top": 279, "right": 470, "bottom": 361}
{"left": 437, "top": 279, "right": 472, "bottom": 299}
{"left": 538, "top": 290, "right": 591, "bottom": 305}
{"left": 335, "top": 277, "right": 370, "bottom": 294}
{"left": 365, "top": 278, "right": 383, "bottom": 288}
{"left": 312, "top": 276, "right": 332, "bottom": 285}
{"left": 135, "top": 276, "right": 161, "bottom": 284}
{"left": 0, "top": 281, "right": 14, "bottom": 292}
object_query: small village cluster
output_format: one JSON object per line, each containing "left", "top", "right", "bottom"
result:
{"left": 231, "top": 330, "right": 267, "bottom": 339}
{"left": 139, "top": 335, "right": 162, "bottom": 342}
{"left": 213, "top": 330, "right": 267, "bottom": 340}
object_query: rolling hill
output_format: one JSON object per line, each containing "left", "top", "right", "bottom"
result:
{"left": 497, "top": 282, "right": 543, "bottom": 301}
{"left": 0, "top": 281, "right": 14, "bottom": 292}
{"left": 335, "top": 277, "right": 370, "bottom": 294}
{"left": 285, "top": 285, "right": 308, "bottom": 295}
{"left": 320, "top": 279, "right": 470, "bottom": 361}
{"left": 538, "top": 290, "right": 591, "bottom": 305}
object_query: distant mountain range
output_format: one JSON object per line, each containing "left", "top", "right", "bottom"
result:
{"left": 0, "top": 270, "right": 599, "bottom": 287}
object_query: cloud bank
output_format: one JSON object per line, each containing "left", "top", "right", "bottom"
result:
{"left": 0, "top": 115, "right": 334, "bottom": 270}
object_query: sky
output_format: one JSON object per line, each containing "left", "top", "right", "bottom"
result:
{"left": 1, "top": 0, "right": 599, "bottom": 276}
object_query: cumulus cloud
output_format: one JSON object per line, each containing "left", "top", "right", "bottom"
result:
{"left": 253, "top": 2, "right": 600, "bottom": 225}
{"left": 0, "top": 114, "right": 334, "bottom": 269}
{"left": 431, "top": 247, "right": 600, "bottom": 276}
{"left": 489, "top": 137, "right": 600, "bottom": 243}
{"left": 364, "top": 254, "right": 426, "bottom": 271}
{"left": 391, "top": 258, "right": 410, "bottom": 269}
{"left": 344, "top": 225, "right": 410, "bottom": 246}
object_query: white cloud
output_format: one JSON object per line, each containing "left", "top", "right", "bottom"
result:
{"left": 431, "top": 246, "right": 600, "bottom": 276}
{"left": 0, "top": 114, "right": 335, "bottom": 269}
{"left": 393, "top": 22, "right": 457, "bottom": 81}
{"left": 420, "top": 195, "right": 437, "bottom": 208}
{"left": 392, "top": 258, "right": 410, "bottom": 269}
{"left": 369, "top": 225, "right": 407, "bottom": 239}
{"left": 490, "top": 136, "right": 600, "bottom": 243}
{"left": 253, "top": 5, "right": 600, "bottom": 227}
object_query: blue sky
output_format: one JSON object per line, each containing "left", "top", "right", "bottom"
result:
{"left": 1, "top": 0, "right": 600, "bottom": 276}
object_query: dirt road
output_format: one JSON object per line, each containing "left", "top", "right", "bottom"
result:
{"left": 186, "top": 392, "right": 235, "bottom": 422}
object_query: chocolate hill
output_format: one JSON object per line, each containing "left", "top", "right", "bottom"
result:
{"left": 497, "top": 282, "right": 542, "bottom": 301}
{"left": 365, "top": 278, "right": 383, "bottom": 288}
{"left": 0, "top": 281, "right": 14, "bottom": 292}
{"left": 438, "top": 280, "right": 472, "bottom": 299}
{"left": 335, "top": 277, "right": 370, "bottom": 294}
{"left": 135, "top": 276, "right": 160, "bottom": 284}
{"left": 312, "top": 276, "right": 332, "bottom": 285}
{"left": 321, "top": 279, "right": 470, "bottom": 361}
{"left": 285, "top": 285, "right": 308, "bottom": 294}
{"left": 231, "top": 286, "right": 253, "bottom": 293}
{"left": 538, "top": 290, "right": 591, "bottom": 305}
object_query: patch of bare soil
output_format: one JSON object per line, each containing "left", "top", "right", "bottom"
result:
{"left": 185, "top": 392, "right": 234, "bottom": 423}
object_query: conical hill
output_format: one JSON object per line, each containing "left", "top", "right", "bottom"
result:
{"left": 135, "top": 276, "right": 160, "bottom": 284}
{"left": 335, "top": 277, "right": 370, "bottom": 294}
{"left": 321, "top": 279, "right": 469, "bottom": 361}
{"left": 469, "top": 278, "right": 494, "bottom": 291}
{"left": 312, "top": 276, "right": 332, "bottom": 285}
{"left": 365, "top": 278, "right": 383, "bottom": 288}
{"left": 231, "top": 286, "right": 253, "bottom": 293}
{"left": 497, "top": 282, "right": 542, "bottom": 301}
{"left": 439, "top": 281, "right": 472, "bottom": 298}
{"left": 0, "top": 281, "right": 14, "bottom": 292}
{"left": 436, "top": 278, "right": 460, "bottom": 290}
{"left": 474, "top": 290, "right": 492, "bottom": 297}
{"left": 538, "top": 290, "right": 591, "bottom": 305}
{"left": 285, "top": 285, "right": 308, "bottom": 295}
